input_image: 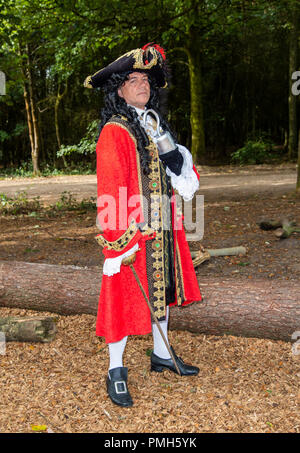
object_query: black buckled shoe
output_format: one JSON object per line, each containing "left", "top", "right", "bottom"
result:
{"left": 106, "top": 367, "right": 133, "bottom": 407}
{"left": 150, "top": 346, "right": 199, "bottom": 376}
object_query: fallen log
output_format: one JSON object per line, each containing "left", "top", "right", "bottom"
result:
{"left": 206, "top": 246, "right": 247, "bottom": 257}
{"left": 274, "top": 222, "right": 300, "bottom": 239}
{"left": 258, "top": 219, "right": 284, "bottom": 230}
{"left": 0, "top": 316, "right": 57, "bottom": 342}
{"left": 191, "top": 246, "right": 247, "bottom": 267}
{"left": 0, "top": 260, "right": 300, "bottom": 342}
{"left": 258, "top": 218, "right": 300, "bottom": 239}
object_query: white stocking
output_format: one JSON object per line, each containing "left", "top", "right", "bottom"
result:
{"left": 108, "top": 336, "right": 128, "bottom": 371}
{"left": 152, "top": 306, "right": 171, "bottom": 359}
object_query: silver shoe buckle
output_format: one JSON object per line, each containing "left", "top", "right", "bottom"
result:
{"left": 114, "top": 380, "right": 127, "bottom": 394}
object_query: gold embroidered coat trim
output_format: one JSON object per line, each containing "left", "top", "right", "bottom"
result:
{"left": 95, "top": 217, "right": 139, "bottom": 251}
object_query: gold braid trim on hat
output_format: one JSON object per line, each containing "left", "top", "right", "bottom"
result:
{"left": 113, "top": 48, "right": 159, "bottom": 70}
{"left": 84, "top": 47, "right": 161, "bottom": 88}
{"left": 84, "top": 75, "right": 93, "bottom": 89}
{"left": 133, "top": 47, "right": 159, "bottom": 70}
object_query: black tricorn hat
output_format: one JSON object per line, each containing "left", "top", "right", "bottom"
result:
{"left": 84, "top": 43, "right": 168, "bottom": 89}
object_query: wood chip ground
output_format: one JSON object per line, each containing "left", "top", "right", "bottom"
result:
{"left": 0, "top": 307, "right": 299, "bottom": 433}
{"left": 1, "top": 169, "right": 299, "bottom": 433}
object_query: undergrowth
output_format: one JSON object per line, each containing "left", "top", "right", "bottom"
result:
{"left": 0, "top": 191, "right": 96, "bottom": 216}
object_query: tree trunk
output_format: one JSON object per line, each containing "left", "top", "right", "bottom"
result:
{"left": 54, "top": 80, "right": 68, "bottom": 167}
{"left": 297, "top": 126, "right": 300, "bottom": 191}
{"left": 1, "top": 260, "right": 299, "bottom": 343}
{"left": 26, "top": 46, "right": 40, "bottom": 175}
{"left": 186, "top": 29, "right": 206, "bottom": 164}
{"left": 55, "top": 81, "right": 67, "bottom": 149}
{"left": 19, "top": 42, "right": 41, "bottom": 175}
{"left": 0, "top": 316, "right": 57, "bottom": 342}
{"left": 288, "top": 1, "right": 299, "bottom": 159}
{"left": 20, "top": 59, "right": 35, "bottom": 162}
{"left": 22, "top": 81, "right": 35, "bottom": 159}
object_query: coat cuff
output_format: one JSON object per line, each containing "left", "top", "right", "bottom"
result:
{"left": 159, "top": 147, "right": 184, "bottom": 176}
{"left": 103, "top": 243, "right": 140, "bottom": 276}
{"left": 95, "top": 218, "right": 156, "bottom": 258}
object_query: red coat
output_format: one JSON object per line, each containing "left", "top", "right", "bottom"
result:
{"left": 95, "top": 117, "right": 202, "bottom": 343}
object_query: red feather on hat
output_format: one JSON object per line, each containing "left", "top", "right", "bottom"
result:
{"left": 142, "top": 42, "right": 166, "bottom": 61}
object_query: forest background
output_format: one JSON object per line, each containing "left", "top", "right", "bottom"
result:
{"left": 0, "top": 0, "right": 299, "bottom": 187}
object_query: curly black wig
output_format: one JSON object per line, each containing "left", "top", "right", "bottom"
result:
{"left": 97, "top": 71, "right": 176, "bottom": 175}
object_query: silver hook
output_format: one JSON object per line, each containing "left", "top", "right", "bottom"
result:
{"left": 142, "top": 109, "right": 161, "bottom": 136}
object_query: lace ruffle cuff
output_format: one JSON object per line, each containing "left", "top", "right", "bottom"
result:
{"left": 166, "top": 144, "right": 199, "bottom": 201}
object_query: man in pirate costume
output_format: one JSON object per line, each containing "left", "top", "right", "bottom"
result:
{"left": 84, "top": 43, "right": 202, "bottom": 407}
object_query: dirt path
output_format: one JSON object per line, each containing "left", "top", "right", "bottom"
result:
{"left": 0, "top": 164, "right": 297, "bottom": 203}
{"left": 0, "top": 163, "right": 299, "bottom": 281}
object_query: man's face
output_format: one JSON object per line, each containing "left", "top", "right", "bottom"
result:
{"left": 118, "top": 72, "right": 150, "bottom": 109}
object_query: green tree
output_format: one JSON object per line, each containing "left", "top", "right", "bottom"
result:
{"left": 0, "top": 0, "right": 298, "bottom": 173}
{"left": 288, "top": 0, "right": 299, "bottom": 160}
{"left": 0, "top": 0, "right": 56, "bottom": 173}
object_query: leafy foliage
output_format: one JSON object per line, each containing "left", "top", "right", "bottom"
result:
{"left": 57, "top": 120, "right": 98, "bottom": 157}
{"left": 231, "top": 139, "right": 274, "bottom": 165}
{"left": 0, "top": 191, "right": 41, "bottom": 214}
{"left": 50, "top": 191, "right": 96, "bottom": 212}
{"left": 0, "top": 0, "right": 298, "bottom": 169}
